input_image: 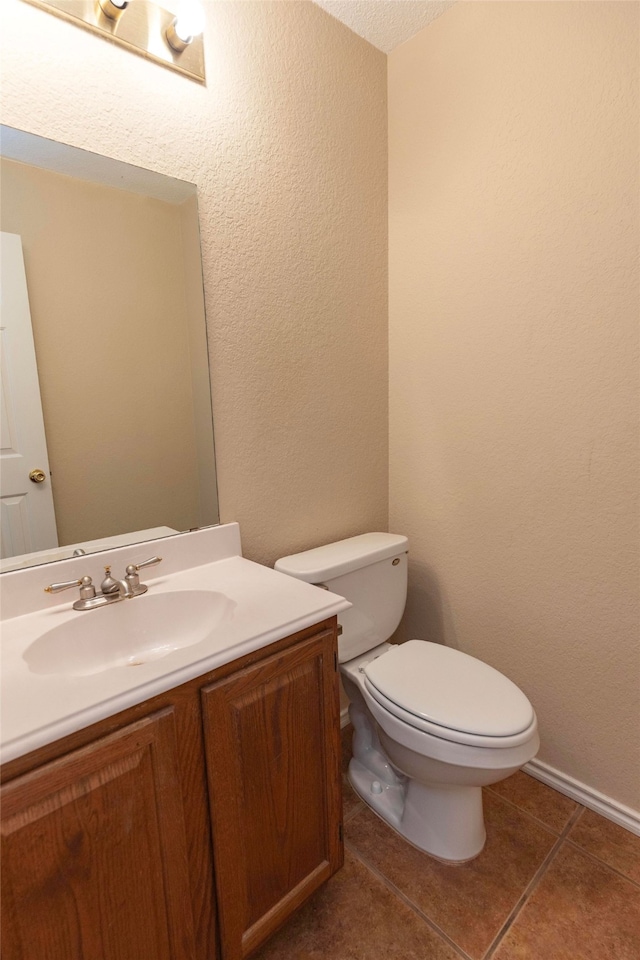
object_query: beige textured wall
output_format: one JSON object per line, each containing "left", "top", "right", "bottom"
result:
{"left": 0, "top": 0, "right": 388, "bottom": 567}
{"left": 1, "top": 158, "right": 200, "bottom": 544}
{"left": 389, "top": 2, "right": 639, "bottom": 809}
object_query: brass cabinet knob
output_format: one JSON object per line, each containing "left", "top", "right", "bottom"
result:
{"left": 29, "top": 469, "right": 47, "bottom": 484}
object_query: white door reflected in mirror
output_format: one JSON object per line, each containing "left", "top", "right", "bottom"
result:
{"left": 0, "top": 232, "right": 58, "bottom": 560}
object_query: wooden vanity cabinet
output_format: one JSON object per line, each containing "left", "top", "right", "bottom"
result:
{"left": 0, "top": 618, "right": 342, "bottom": 960}
{"left": 203, "top": 626, "right": 343, "bottom": 960}
{"left": 1, "top": 708, "right": 198, "bottom": 960}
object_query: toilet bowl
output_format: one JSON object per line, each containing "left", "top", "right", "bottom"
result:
{"left": 275, "top": 533, "right": 539, "bottom": 862}
{"left": 342, "top": 642, "right": 539, "bottom": 860}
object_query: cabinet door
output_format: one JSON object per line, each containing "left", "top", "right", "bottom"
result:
{"left": 202, "top": 628, "right": 343, "bottom": 960}
{"left": 1, "top": 708, "right": 197, "bottom": 960}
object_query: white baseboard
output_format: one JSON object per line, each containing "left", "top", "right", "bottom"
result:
{"left": 524, "top": 758, "right": 640, "bottom": 836}
{"left": 340, "top": 709, "right": 640, "bottom": 837}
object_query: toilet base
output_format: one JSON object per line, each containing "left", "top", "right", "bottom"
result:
{"left": 347, "top": 699, "right": 487, "bottom": 862}
{"left": 348, "top": 758, "right": 486, "bottom": 862}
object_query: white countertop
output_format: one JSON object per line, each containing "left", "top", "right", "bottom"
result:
{"left": 0, "top": 525, "right": 350, "bottom": 765}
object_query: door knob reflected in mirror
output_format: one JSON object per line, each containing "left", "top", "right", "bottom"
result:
{"left": 29, "top": 469, "right": 47, "bottom": 484}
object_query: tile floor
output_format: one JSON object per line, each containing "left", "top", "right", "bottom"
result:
{"left": 254, "top": 726, "right": 640, "bottom": 960}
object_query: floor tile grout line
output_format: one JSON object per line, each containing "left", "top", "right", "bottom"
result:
{"left": 482, "top": 804, "right": 586, "bottom": 960}
{"left": 562, "top": 802, "right": 589, "bottom": 837}
{"left": 342, "top": 799, "right": 364, "bottom": 824}
{"left": 481, "top": 836, "right": 566, "bottom": 959}
{"left": 344, "top": 839, "right": 475, "bottom": 960}
{"left": 562, "top": 836, "right": 640, "bottom": 890}
{"left": 484, "top": 786, "right": 580, "bottom": 838}
{"left": 552, "top": 801, "right": 640, "bottom": 888}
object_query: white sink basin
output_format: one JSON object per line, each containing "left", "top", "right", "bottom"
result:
{"left": 1, "top": 524, "right": 353, "bottom": 766}
{"left": 23, "top": 590, "right": 236, "bottom": 677}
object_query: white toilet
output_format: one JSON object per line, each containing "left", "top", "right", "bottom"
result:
{"left": 275, "top": 532, "right": 539, "bottom": 862}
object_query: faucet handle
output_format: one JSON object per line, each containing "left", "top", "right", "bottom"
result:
{"left": 45, "top": 576, "right": 96, "bottom": 600}
{"left": 44, "top": 577, "right": 82, "bottom": 594}
{"left": 123, "top": 556, "right": 163, "bottom": 597}
{"left": 129, "top": 556, "right": 162, "bottom": 573}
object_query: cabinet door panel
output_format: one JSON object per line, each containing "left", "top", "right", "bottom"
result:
{"left": 202, "top": 629, "right": 342, "bottom": 960}
{"left": 1, "top": 708, "right": 196, "bottom": 960}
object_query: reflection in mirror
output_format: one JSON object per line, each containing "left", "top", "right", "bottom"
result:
{"left": 0, "top": 126, "right": 218, "bottom": 572}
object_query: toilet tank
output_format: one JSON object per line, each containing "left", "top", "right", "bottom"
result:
{"left": 275, "top": 533, "right": 408, "bottom": 662}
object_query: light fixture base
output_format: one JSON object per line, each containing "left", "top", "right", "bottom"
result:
{"left": 97, "top": 0, "right": 128, "bottom": 22}
{"left": 165, "top": 18, "right": 190, "bottom": 53}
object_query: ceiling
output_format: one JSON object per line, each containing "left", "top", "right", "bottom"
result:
{"left": 312, "top": 1, "right": 457, "bottom": 53}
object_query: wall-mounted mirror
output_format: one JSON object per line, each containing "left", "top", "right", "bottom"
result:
{"left": 0, "top": 125, "right": 218, "bottom": 572}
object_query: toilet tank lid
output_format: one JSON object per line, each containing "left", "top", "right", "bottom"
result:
{"left": 275, "top": 533, "right": 408, "bottom": 583}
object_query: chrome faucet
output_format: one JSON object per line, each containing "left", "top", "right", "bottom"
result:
{"left": 100, "top": 557, "right": 162, "bottom": 600}
{"left": 45, "top": 557, "right": 162, "bottom": 611}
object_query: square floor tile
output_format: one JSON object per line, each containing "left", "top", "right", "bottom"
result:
{"left": 486, "top": 771, "right": 578, "bottom": 834}
{"left": 251, "top": 848, "right": 460, "bottom": 960}
{"left": 346, "top": 792, "right": 557, "bottom": 959}
{"left": 492, "top": 842, "right": 640, "bottom": 960}
{"left": 568, "top": 808, "right": 640, "bottom": 884}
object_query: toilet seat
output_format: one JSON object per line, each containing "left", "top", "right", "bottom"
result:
{"left": 363, "top": 640, "right": 536, "bottom": 749}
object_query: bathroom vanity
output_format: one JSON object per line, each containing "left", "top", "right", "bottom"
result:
{"left": 0, "top": 524, "right": 349, "bottom": 960}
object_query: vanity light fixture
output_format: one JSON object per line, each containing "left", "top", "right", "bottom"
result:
{"left": 21, "top": 0, "right": 206, "bottom": 83}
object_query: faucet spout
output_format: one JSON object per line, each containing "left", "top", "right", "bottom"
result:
{"left": 100, "top": 566, "right": 135, "bottom": 600}
{"left": 115, "top": 578, "right": 136, "bottom": 599}
{"left": 100, "top": 557, "right": 162, "bottom": 602}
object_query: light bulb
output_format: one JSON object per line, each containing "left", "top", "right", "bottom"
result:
{"left": 174, "top": 2, "right": 204, "bottom": 42}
